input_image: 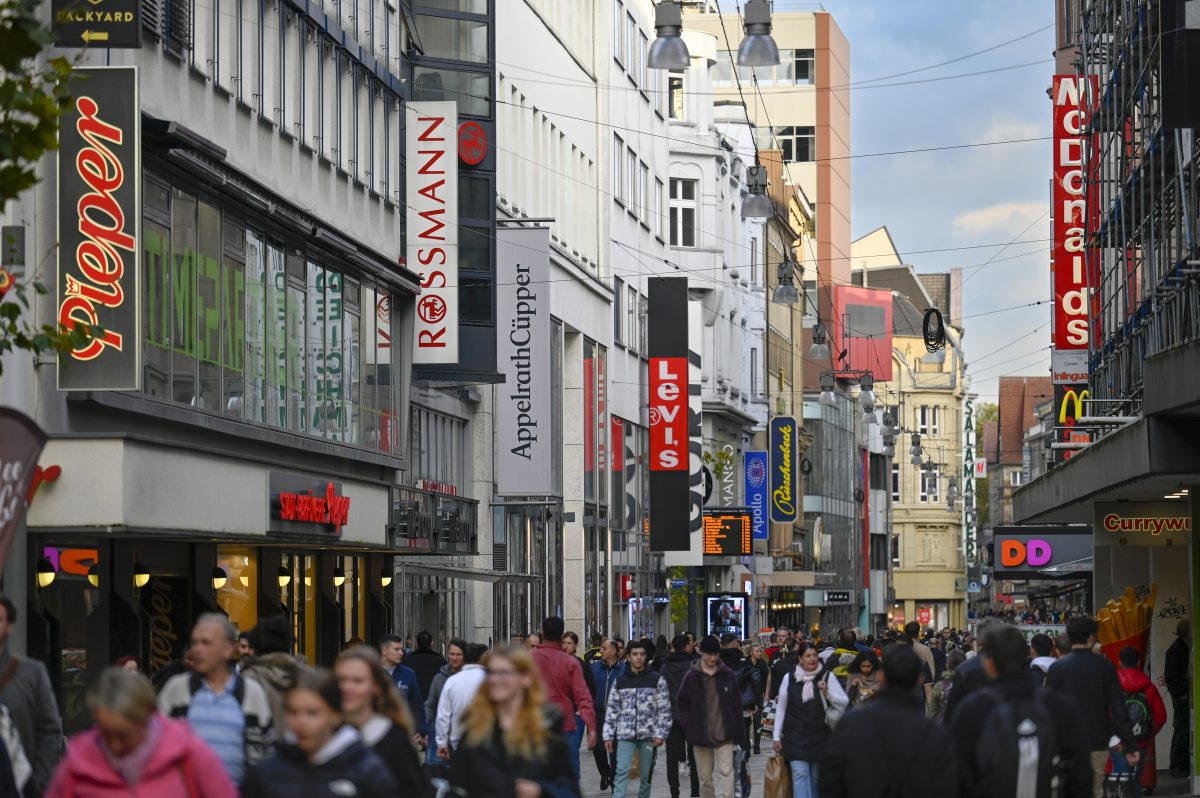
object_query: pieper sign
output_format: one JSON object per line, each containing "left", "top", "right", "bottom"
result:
{"left": 649, "top": 357, "right": 687, "bottom": 471}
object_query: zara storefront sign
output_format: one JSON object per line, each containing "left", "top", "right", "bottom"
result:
{"left": 406, "top": 101, "right": 458, "bottom": 364}
{"left": 495, "top": 227, "right": 552, "bottom": 495}
{"left": 57, "top": 66, "right": 140, "bottom": 390}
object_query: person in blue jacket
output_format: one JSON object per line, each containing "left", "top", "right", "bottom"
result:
{"left": 379, "top": 635, "right": 428, "bottom": 741}
{"left": 589, "top": 640, "right": 626, "bottom": 790}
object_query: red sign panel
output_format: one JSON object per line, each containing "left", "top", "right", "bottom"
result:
{"left": 1052, "top": 75, "right": 1097, "bottom": 350}
{"left": 458, "top": 121, "right": 487, "bottom": 165}
{"left": 831, "top": 286, "right": 892, "bottom": 380}
{"left": 649, "top": 357, "right": 687, "bottom": 471}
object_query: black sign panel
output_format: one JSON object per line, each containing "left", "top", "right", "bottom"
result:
{"left": 268, "top": 472, "right": 350, "bottom": 536}
{"left": 648, "top": 277, "right": 690, "bottom": 551}
{"left": 57, "top": 67, "right": 140, "bottom": 390}
{"left": 53, "top": 0, "right": 142, "bottom": 48}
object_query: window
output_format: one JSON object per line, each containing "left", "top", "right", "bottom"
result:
{"left": 751, "top": 347, "right": 758, "bottom": 396}
{"left": 613, "top": 0, "right": 625, "bottom": 64}
{"left": 869, "top": 535, "right": 889, "bottom": 571}
{"left": 630, "top": 22, "right": 643, "bottom": 83}
{"left": 755, "top": 126, "right": 814, "bottom": 163}
{"left": 1010, "top": 470, "right": 1023, "bottom": 487}
{"left": 613, "top": 277, "right": 625, "bottom": 344}
{"left": 891, "top": 534, "right": 900, "bottom": 567}
{"left": 654, "top": 178, "right": 665, "bottom": 238}
{"left": 750, "top": 236, "right": 759, "bottom": 285}
{"left": 669, "top": 178, "right": 697, "bottom": 247}
{"left": 639, "top": 31, "right": 649, "bottom": 90}
{"left": 920, "top": 470, "right": 939, "bottom": 503}
{"left": 626, "top": 13, "right": 636, "bottom": 75}
{"left": 891, "top": 463, "right": 900, "bottom": 502}
{"left": 638, "top": 162, "right": 649, "bottom": 224}
{"left": 626, "top": 285, "right": 637, "bottom": 354}
{"left": 669, "top": 72, "right": 684, "bottom": 119}
{"left": 415, "top": 14, "right": 488, "bottom": 63}
{"left": 626, "top": 147, "right": 637, "bottom": 215}
{"left": 142, "top": 174, "right": 398, "bottom": 452}
{"left": 613, "top": 134, "right": 625, "bottom": 204}
{"left": 793, "top": 49, "right": 815, "bottom": 84}
{"left": 918, "top": 405, "right": 930, "bottom": 435}
{"left": 412, "top": 67, "right": 491, "bottom": 117}
{"left": 931, "top": 406, "right": 941, "bottom": 436}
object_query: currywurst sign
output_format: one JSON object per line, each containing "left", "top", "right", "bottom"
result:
{"left": 495, "top": 227, "right": 552, "bottom": 496}
{"left": 58, "top": 67, "right": 140, "bottom": 391}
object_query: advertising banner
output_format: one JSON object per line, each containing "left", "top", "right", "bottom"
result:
{"left": 0, "top": 408, "right": 47, "bottom": 573}
{"left": 57, "top": 66, "right": 140, "bottom": 390}
{"left": 495, "top": 227, "right": 552, "bottom": 495}
{"left": 990, "top": 527, "right": 1093, "bottom": 578}
{"left": 1051, "top": 348, "right": 1088, "bottom": 385}
{"left": 706, "top": 593, "right": 748, "bottom": 638}
{"left": 745, "top": 451, "right": 768, "bottom": 540}
{"left": 769, "top": 417, "right": 799, "bottom": 524}
{"left": 407, "top": 101, "right": 458, "bottom": 364}
{"left": 648, "top": 277, "right": 689, "bottom": 551}
{"left": 1053, "top": 383, "right": 1091, "bottom": 462}
{"left": 53, "top": 0, "right": 141, "bottom": 47}
{"left": 1051, "top": 75, "right": 1097, "bottom": 352}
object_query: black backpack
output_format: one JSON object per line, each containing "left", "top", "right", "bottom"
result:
{"left": 734, "top": 661, "right": 763, "bottom": 710}
{"left": 1123, "top": 689, "right": 1153, "bottom": 742}
{"left": 974, "top": 690, "right": 1063, "bottom": 798}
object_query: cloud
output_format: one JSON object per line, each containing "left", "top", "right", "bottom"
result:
{"left": 952, "top": 201, "right": 1047, "bottom": 236}
{"left": 974, "top": 117, "right": 1044, "bottom": 143}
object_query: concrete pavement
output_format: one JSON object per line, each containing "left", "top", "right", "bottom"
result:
{"left": 580, "top": 744, "right": 774, "bottom": 798}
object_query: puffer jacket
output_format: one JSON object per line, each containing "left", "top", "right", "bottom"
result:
{"left": 601, "top": 668, "right": 672, "bottom": 742}
{"left": 425, "top": 663, "right": 456, "bottom": 724}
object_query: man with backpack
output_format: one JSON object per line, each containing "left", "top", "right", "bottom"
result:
{"left": 950, "top": 625, "right": 1092, "bottom": 798}
{"left": 660, "top": 635, "right": 700, "bottom": 798}
{"left": 1113, "top": 646, "right": 1166, "bottom": 795}
{"left": 1029, "top": 633, "right": 1056, "bottom": 683}
{"left": 1045, "top": 617, "right": 1139, "bottom": 797}
{"left": 718, "top": 634, "right": 758, "bottom": 797}
{"left": 822, "top": 646, "right": 959, "bottom": 798}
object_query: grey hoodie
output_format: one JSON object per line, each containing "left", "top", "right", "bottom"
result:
{"left": 424, "top": 662, "right": 458, "bottom": 724}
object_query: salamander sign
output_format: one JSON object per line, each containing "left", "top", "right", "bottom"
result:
{"left": 57, "top": 66, "right": 140, "bottom": 391}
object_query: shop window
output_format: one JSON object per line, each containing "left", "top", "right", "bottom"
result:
{"left": 412, "top": 66, "right": 491, "bottom": 117}
{"left": 415, "top": 14, "right": 488, "bottom": 63}
{"left": 417, "top": 0, "right": 487, "bottom": 12}
{"left": 140, "top": 176, "right": 399, "bottom": 453}
{"left": 217, "top": 546, "right": 260, "bottom": 639}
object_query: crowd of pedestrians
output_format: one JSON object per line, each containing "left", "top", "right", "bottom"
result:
{"left": 0, "top": 592, "right": 1192, "bottom": 798}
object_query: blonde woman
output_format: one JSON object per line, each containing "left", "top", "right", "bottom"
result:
{"left": 335, "top": 647, "right": 428, "bottom": 796}
{"left": 449, "top": 646, "right": 579, "bottom": 798}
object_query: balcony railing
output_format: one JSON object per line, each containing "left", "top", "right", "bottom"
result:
{"left": 390, "top": 486, "right": 478, "bottom": 556}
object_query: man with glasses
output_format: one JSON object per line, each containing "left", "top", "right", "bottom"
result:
{"left": 434, "top": 643, "right": 488, "bottom": 761}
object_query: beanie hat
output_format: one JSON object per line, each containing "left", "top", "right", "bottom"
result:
{"left": 699, "top": 635, "right": 722, "bottom": 654}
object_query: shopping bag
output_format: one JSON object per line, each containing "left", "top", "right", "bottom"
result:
{"left": 764, "top": 755, "right": 792, "bottom": 798}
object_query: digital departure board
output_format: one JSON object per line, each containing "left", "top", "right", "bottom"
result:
{"left": 703, "top": 510, "right": 752, "bottom": 556}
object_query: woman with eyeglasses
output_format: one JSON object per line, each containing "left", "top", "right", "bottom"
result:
{"left": 334, "top": 647, "right": 428, "bottom": 796}
{"left": 449, "top": 646, "right": 579, "bottom": 798}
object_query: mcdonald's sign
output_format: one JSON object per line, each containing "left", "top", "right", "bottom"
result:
{"left": 1054, "top": 383, "right": 1090, "bottom": 461}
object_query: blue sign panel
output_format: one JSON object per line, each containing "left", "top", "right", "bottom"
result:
{"left": 745, "top": 451, "right": 768, "bottom": 540}
{"left": 769, "top": 417, "right": 799, "bottom": 524}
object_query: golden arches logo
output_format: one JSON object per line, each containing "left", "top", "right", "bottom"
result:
{"left": 1059, "top": 388, "right": 1088, "bottom": 425}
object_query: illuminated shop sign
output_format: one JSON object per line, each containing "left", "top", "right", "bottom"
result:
{"left": 269, "top": 472, "right": 350, "bottom": 535}
{"left": 703, "top": 509, "right": 752, "bottom": 557}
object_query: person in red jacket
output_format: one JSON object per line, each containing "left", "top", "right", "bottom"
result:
{"left": 1114, "top": 645, "right": 1167, "bottom": 796}
{"left": 530, "top": 616, "right": 596, "bottom": 786}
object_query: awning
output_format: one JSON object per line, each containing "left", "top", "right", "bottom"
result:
{"left": 395, "top": 561, "right": 541, "bottom": 584}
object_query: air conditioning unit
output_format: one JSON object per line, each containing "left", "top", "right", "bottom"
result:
{"left": 773, "top": 557, "right": 791, "bottom": 571}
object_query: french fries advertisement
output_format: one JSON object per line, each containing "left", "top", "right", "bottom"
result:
{"left": 1097, "top": 584, "right": 1156, "bottom": 669}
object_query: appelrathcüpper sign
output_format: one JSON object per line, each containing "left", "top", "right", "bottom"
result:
{"left": 58, "top": 66, "right": 141, "bottom": 391}
{"left": 769, "top": 417, "right": 798, "bottom": 524}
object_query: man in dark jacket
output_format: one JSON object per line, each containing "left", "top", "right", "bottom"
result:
{"left": 676, "top": 635, "right": 744, "bottom": 798}
{"left": 943, "top": 618, "right": 1003, "bottom": 723}
{"left": 1045, "top": 616, "right": 1137, "bottom": 796}
{"left": 405, "top": 631, "right": 447, "bottom": 699}
{"left": 590, "top": 639, "right": 625, "bottom": 790}
{"left": 531, "top": 616, "right": 596, "bottom": 786}
{"left": 950, "top": 625, "right": 1092, "bottom": 798}
{"left": 0, "top": 595, "right": 61, "bottom": 798}
{"left": 660, "top": 635, "right": 699, "bottom": 798}
{"left": 822, "top": 645, "right": 959, "bottom": 798}
{"left": 1163, "top": 618, "right": 1190, "bottom": 777}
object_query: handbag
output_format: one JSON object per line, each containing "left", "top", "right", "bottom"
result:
{"left": 763, "top": 754, "right": 793, "bottom": 798}
{"left": 819, "top": 674, "right": 845, "bottom": 729}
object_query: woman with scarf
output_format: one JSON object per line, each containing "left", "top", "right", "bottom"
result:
{"left": 771, "top": 642, "right": 848, "bottom": 798}
{"left": 45, "top": 667, "right": 235, "bottom": 798}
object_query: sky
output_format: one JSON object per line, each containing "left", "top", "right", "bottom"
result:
{"left": 812, "top": 1, "right": 1056, "bottom": 405}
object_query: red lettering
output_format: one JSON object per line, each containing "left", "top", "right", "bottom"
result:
{"left": 418, "top": 329, "right": 446, "bottom": 347}
{"left": 418, "top": 248, "right": 447, "bottom": 266}
{"left": 416, "top": 116, "right": 445, "bottom": 142}
{"left": 417, "top": 207, "right": 446, "bottom": 241}
{"left": 420, "top": 269, "right": 446, "bottom": 289}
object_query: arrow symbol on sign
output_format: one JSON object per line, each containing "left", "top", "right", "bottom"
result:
{"left": 81, "top": 29, "right": 109, "bottom": 42}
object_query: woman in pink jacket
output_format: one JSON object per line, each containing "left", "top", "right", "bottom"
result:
{"left": 45, "top": 667, "right": 236, "bottom": 798}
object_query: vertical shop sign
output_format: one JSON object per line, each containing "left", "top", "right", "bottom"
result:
{"left": 687, "top": 302, "right": 703, "bottom": 540}
{"left": 648, "top": 277, "right": 689, "bottom": 551}
{"left": 495, "top": 227, "right": 552, "bottom": 495}
{"left": 1054, "top": 383, "right": 1090, "bottom": 463}
{"left": 769, "top": 417, "right": 799, "bottom": 524}
{"left": 745, "top": 451, "right": 768, "bottom": 540}
{"left": 407, "top": 101, "right": 458, "bottom": 364}
{"left": 57, "top": 66, "right": 140, "bottom": 390}
{"left": 1051, "top": 75, "right": 1098, "bottom": 353}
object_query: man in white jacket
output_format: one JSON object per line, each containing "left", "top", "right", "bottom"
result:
{"left": 435, "top": 643, "right": 488, "bottom": 760}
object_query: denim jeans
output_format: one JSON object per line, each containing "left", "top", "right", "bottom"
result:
{"left": 790, "top": 760, "right": 818, "bottom": 798}
{"left": 1109, "top": 750, "right": 1143, "bottom": 798}
{"left": 613, "top": 740, "right": 657, "bottom": 798}
{"left": 564, "top": 719, "right": 585, "bottom": 781}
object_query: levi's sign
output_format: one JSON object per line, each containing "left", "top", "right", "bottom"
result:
{"left": 649, "top": 357, "right": 688, "bottom": 471}
{"left": 57, "top": 66, "right": 141, "bottom": 390}
{"left": 407, "top": 101, "right": 458, "bottom": 364}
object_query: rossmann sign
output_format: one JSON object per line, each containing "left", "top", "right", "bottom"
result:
{"left": 57, "top": 66, "right": 140, "bottom": 390}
